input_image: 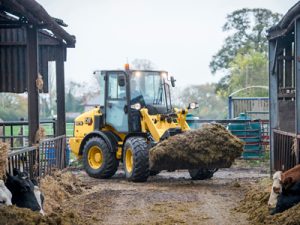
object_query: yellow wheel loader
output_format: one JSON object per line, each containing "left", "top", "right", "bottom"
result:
{"left": 69, "top": 67, "right": 216, "bottom": 182}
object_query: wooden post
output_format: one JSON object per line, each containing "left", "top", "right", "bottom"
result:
{"left": 269, "top": 39, "right": 278, "bottom": 173}
{"left": 55, "top": 46, "right": 66, "bottom": 136}
{"left": 26, "top": 25, "right": 39, "bottom": 146}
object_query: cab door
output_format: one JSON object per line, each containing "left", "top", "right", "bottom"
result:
{"left": 105, "top": 72, "right": 128, "bottom": 132}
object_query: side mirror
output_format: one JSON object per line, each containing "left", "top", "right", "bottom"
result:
{"left": 118, "top": 76, "right": 125, "bottom": 87}
{"left": 171, "top": 76, "right": 176, "bottom": 87}
{"left": 188, "top": 102, "right": 199, "bottom": 110}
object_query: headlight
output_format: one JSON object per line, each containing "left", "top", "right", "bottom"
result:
{"left": 188, "top": 102, "right": 199, "bottom": 109}
{"left": 161, "top": 72, "right": 168, "bottom": 79}
{"left": 131, "top": 103, "right": 141, "bottom": 110}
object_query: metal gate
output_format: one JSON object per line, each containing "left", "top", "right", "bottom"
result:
{"left": 228, "top": 97, "right": 269, "bottom": 120}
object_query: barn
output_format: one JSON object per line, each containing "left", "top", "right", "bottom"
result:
{"left": 0, "top": 0, "right": 75, "bottom": 177}
{"left": 268, "top": 2, "right": 300, "bottom": 172}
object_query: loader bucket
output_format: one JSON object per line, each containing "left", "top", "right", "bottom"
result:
{"left": 149, "top": 123, "right": 244, "bottom": 171}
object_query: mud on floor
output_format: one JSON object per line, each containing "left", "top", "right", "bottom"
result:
{"left": 62, "top": 169, "right": 261, "bottom": 225}
{"left": 0, "top": 168, "right": 271, "bottom": 225}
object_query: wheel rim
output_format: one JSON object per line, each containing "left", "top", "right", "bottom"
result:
{"left": 88, "top": 146, "right": 103, "bottom": 169}
{"left": 125, "top": 148, "right": 133, "bottom": 173}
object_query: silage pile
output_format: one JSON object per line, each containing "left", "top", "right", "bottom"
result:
{"left": 40, "top": 170, "right": 85, "bottom": 214}
{"left": 0, "top": 141, "right": 8, "bottom": 179}
{"left": 235, "top": 179, "right": 300, "bottom": 225}
{"left": 0, "top": 205, "right": 85, "bottom": 225}
{"left": 149, "top": 123, "right": 244, "bottom": 171}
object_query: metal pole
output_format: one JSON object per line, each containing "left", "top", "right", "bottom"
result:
{"left": 269, "top": 39, "right": 278, "bottom": 174}
{"left": 295, "top": 19, "right": 300, "bottom": 164}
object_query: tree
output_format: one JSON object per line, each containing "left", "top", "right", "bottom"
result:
{"left": 216, "top": 50, "right": 269, "bottom": 97}
{"left": 65, "top": 81, "right": 84, "bottom": 113}
{"left": 0, "top": 93, "right": 27, "bottom": 120}
{"left": 174, "top": 84, "right": 227, "bottom": 119}
{"left": 210, "top": 8, "right": 281, "bottom": 74}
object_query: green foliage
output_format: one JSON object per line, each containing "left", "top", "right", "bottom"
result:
{"left": 216, "top": 50, "right": 269, "bottom": 97}
{"left": 174, "top": 83, "right": 227, "bottom": 119}
{"left": 210, "top": 8, "right": 281, "bottom": 74}
{"left": 0, "top": 94, "right": 27, "bottom": 121}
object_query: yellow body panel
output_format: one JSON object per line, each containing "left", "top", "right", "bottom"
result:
{"left": 140, "top": 108, "right": 190, "bottom": 142}
{"left": 73, "top": 107, "right": 102, "bottom": 138}
{"left": 69, "top": 137, "right": 82, "bottom": 157}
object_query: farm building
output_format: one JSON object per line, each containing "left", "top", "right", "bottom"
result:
{"left": 268, "top": 1, "right": 300, "bottom": 172}
{"left": 0, "top": 0, "right": 75, "bottom": 175}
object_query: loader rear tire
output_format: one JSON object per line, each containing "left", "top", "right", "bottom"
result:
{"left": 188, "top": 168, "right": 218, "bottom": 180}
{"left": 83, "top": 137, "right": 119, "bottom": 179}
{"left": 123, "top": 137, "right": 149, "bottom": 182}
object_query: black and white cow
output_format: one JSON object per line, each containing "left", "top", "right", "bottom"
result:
{"left": 5, "top": 169, "right": 44, "bottom": 214}
{"left": 0, "top": 179, "right": 12, "bottom": 206}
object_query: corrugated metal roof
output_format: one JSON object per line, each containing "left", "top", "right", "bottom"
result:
{"left": 268, "top": 2, "right": 300, "bottom": 40}
{"left": 0, "top": 0, "right": 76, "bottom": 47}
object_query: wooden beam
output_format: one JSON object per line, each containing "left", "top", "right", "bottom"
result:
{"left": 285, "top": 41, "right": 293, "bottom": 87}
{"left": 55, "top": 46, "right": 66, "bottom": 136}
{"left": 26, "top": 25, "right": 39, "bottom": 145}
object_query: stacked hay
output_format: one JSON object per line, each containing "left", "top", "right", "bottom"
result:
{"left": 0, "top": 141, "right": 8, "bottom": 179}
{"left": 149, "top": 123, "right": 244, "bottom": 171}
{"left": 235, "top": 179, "right": 300, "bottom": 225}
{"left": 40, "top": 171, "right": 84, "bottom": 214}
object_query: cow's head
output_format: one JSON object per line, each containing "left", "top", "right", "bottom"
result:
{"left": 0, "top": 180, "right": 12, "bottom": 206}
{"left": 268, "top": 171, "right": 283, "bottom": 209}
{"left": 6, "top": 173, "right": 33, "bottom": 193}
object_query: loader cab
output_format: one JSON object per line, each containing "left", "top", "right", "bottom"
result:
{"left": 97, "top": 70, "right": 173, "bottom": 134}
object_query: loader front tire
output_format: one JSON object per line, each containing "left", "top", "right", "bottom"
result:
{"left": 83, "top": 137, "right": 119, "bottom": 179}
{"left": 123, "top": 137, "right": 149, "bottom": 182}
{"left": 188, "top": 168, "right": 217, "bottom": 180}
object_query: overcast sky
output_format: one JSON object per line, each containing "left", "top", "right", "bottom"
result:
{"left": 38, "top": 0, "right": 299, "bottom": 88}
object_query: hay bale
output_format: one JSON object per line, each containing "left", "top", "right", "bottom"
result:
{"left": 0, "top": 141, "right": 8, "bottom": 179}
{"left": 149, "top": 123, "right": 244, "bottom": 171}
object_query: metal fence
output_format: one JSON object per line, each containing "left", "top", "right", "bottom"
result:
{"left": 7, "top": 146, "right": 39, "bottom": 178}
{"left": 0, "top": 120, "right": 56, "bottom": 150}
{"left": 228, "top": 97, "right": 269, "bottom": 120}
{"left": 39, "top": 135, "right": 67, "bottom": 176}
{"left": 273, "top": 129, "right": 298, "bottom": 171}
{"left": 7, "top": 135, "right": 67, "bottom": 179}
